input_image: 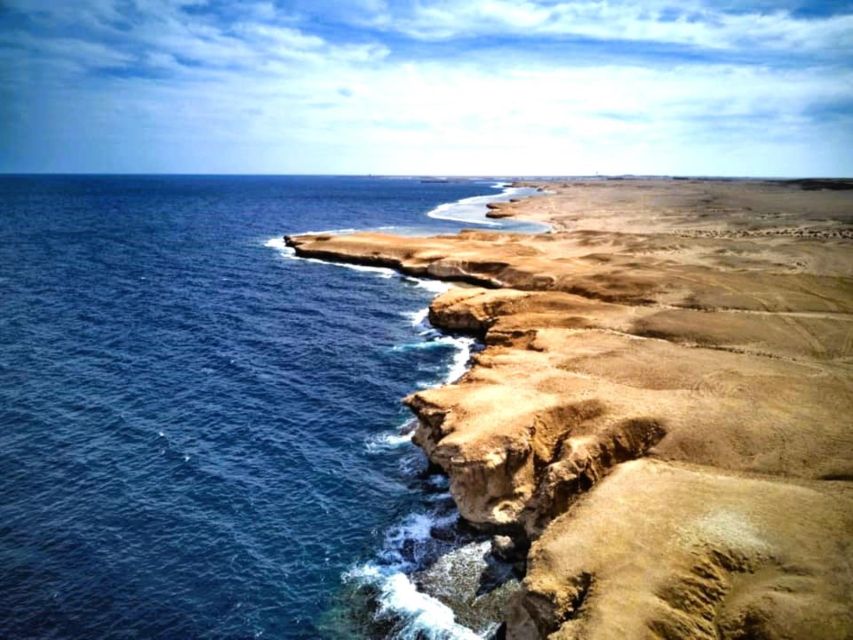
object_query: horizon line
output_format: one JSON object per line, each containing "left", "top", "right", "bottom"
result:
{"left": 1, "top": 173, "right": 851, "bottom": 180}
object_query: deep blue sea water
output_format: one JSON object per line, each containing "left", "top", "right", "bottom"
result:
{"left": 0, "top": 176, "right": 539, "bottom": 639}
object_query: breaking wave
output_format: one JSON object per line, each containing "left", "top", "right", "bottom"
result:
{"left": 342, "top": 505, "right": 485, "bottom": 640}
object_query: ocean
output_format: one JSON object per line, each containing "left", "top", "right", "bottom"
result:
{"left": 0, "top": 176, "right": 542, "bottom": 639}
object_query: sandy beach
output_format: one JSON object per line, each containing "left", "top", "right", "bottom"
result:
{"left": 287, "top": 178, "right": 853, "bottom": 639}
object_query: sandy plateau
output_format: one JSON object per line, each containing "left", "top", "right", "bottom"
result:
{"left": 286, "top": 179, "right": 853, "bottom": 639}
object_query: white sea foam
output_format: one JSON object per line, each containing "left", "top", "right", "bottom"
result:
{"left": 365, "top": 430, "right": 414, "bottom": 453}
{"left": 390, "top": 335, "right": 473, "bottom": 384}
{"left": 402, "top": 307, "right": 430, "bottom": 328}
{"left": 404, "top": 277, "right": 451, "bottom": 294}
{"left": 391, "top": 338, "right": 442, "bottom": 352}
{"left": 265, "top": 236, "right": 396, "bottom": 278}
{"left": 375, "top": 573, "right": 482, "bottom": 640}
{"left": 336, "top": 263, "right": 396, "bottom": 278}
{"left": 398, "top": 450, "right": 429, "bottom": 477}
{"left": 426, "top": 198, "right": 502, "bottom": 227}
{"left": 343, "top": 508, "right": 482, "bottom": 640}
{"left": 365, "top": 418, "right": 418, "bottom": 454}
{"left": 445, "top": 336, "right": 475, "bottom": 383}
{"left": 391, "top": 336, "right": 473, "bottom": 368}
{"left": 425, "top": 182, "right": 536, "bottom": 227}
{"left": 388, "top": 512, "right": 451, "bottom": 547}
{"left": 263, "top": 236, "right": 292, "bottom": 253}
{"left": 426, "top": 474, "right": 450, "bottom": 490}
{"left": 424, "top": 491, "right": 452, "bottom": 503}
{"left": 380, "top": 510, "right": 459, "bottom": 566}
{"left": 346, "top": 567, "right": 481, "bottom": 640}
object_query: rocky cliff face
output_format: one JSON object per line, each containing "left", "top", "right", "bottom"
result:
{"left": 510, "top": 459, "right": 852, "bottom": 640}
{"left": 403, "top": 283, "right": 852, "bottom": 531}
{"left": 285, "top": 179, "right": 853, "bottom": 639}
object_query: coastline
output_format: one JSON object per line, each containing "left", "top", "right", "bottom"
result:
{"left": 285, "top": 179, "right": 853, "bottom": 638}
{"left": 273, "top": 181, "right": 535, "bottom": 638}
{"left": 427, "top": 182, "right": 541, "bottom": 229}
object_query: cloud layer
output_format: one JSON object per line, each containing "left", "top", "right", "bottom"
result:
{"left": 1, "top": 0, "right": 851, "bottom": 175}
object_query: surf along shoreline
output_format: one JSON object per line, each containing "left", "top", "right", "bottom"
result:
{"left": 285, "top": 178, "right": 853, "bottom": 639}
{"left": 273, "top": 181, "right": 541, "bottom": 638}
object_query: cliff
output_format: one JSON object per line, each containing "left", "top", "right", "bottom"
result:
{"left": 285, "top": 179, "right": 853, "bottom": 639}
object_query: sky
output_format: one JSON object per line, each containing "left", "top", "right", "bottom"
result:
{"left": 1, "top": 0, "right": 851, "bottom": 176}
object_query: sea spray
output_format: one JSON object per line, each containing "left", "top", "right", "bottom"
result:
{"left": 365, "top": 417, "right": 417, "bottom": 454}
{"left": 402, "top": 307, "right": 430, "bottom": 329}
{"left": 445, "top": 336, "right": 475, "bottom": 383}
{"left": 341, "top": 502, "right": 486, "bottom": 640}
{"left": 340, "top": 491, "right": 520, "bottom": 640}
{"left": 403, "top": 277, "right": 451, "bottom": 295}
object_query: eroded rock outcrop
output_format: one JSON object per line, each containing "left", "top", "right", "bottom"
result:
{"left": 509, "top": 460, "right": 853, "bottom": 640}
{"left": 286, "top": 227, "right": 853, "bottom": 312}
{"left": 403, "top": 316, "right": 852, "bottom": 537}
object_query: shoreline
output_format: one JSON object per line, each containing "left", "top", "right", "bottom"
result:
{"left": 285, "top": 179, "right": 853, "bottom": 638}
{"left": 273, "top": 182, "right": 534, "bottom": 637}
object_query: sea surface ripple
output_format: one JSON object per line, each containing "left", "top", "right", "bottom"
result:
{"left": 0, "top": 176, "right": 535, "bottom": 639}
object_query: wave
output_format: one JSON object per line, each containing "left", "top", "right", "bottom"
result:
{"left": 402, "top": 307, "right": 430, "bottom": 328}
{"left": 343, "top": 508, "right": 483, "bottom": 640}
{"left": 263, "top": 237, "right": 291, "bottom": 252}
{"left": 266, "top": 238, "right": 460, "bottom": 290}
{"left": 391, "top": 335, "right": 474, "bottom": 383}
{"left": 365, "top": 430, "right": 414, "bottom": 453}
{"left": 372, "top": 573, "right": 481, "bottom": 640}
{"left": 365, "top": 418, "right": 418, "bottom": 454}
{"left": 391, "top": 335, "right": 460, "bottom": 352}
{"left": 426, "top": 475, "right": 450, "bottom": 490}
{"left": 335, "top": 263, "right": 396, "bottom": 278}
{"left": 445, "top": 336, "right": 475, "bottom": 383}
{"left": 404, "top": 277, "right": 451, "bottom": 294}
{"left": 264, "top": 237, "right": 396, "bottom": 278}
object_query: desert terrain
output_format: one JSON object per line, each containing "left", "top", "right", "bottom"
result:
{"left": 287, "top": 178, "right": 853, "bottom": 639}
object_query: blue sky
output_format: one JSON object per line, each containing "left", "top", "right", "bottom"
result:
{"left": 1, "top": 0, "right": 851, "bottom": 175}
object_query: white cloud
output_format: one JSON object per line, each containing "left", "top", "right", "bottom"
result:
{"left": 20, "top": 51, "right": 846, "bottom": 174}
{"left": 234, "top": 23, "right": 326, "bottom": 51}
{"left": 0, "top": 30, "right": 135, "bottom": 69}
{"left": 366, "top": 0, "right": 853, "bottom": 53}
{"left": 1, "top": 0, "right": 851, "bottom": 175}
